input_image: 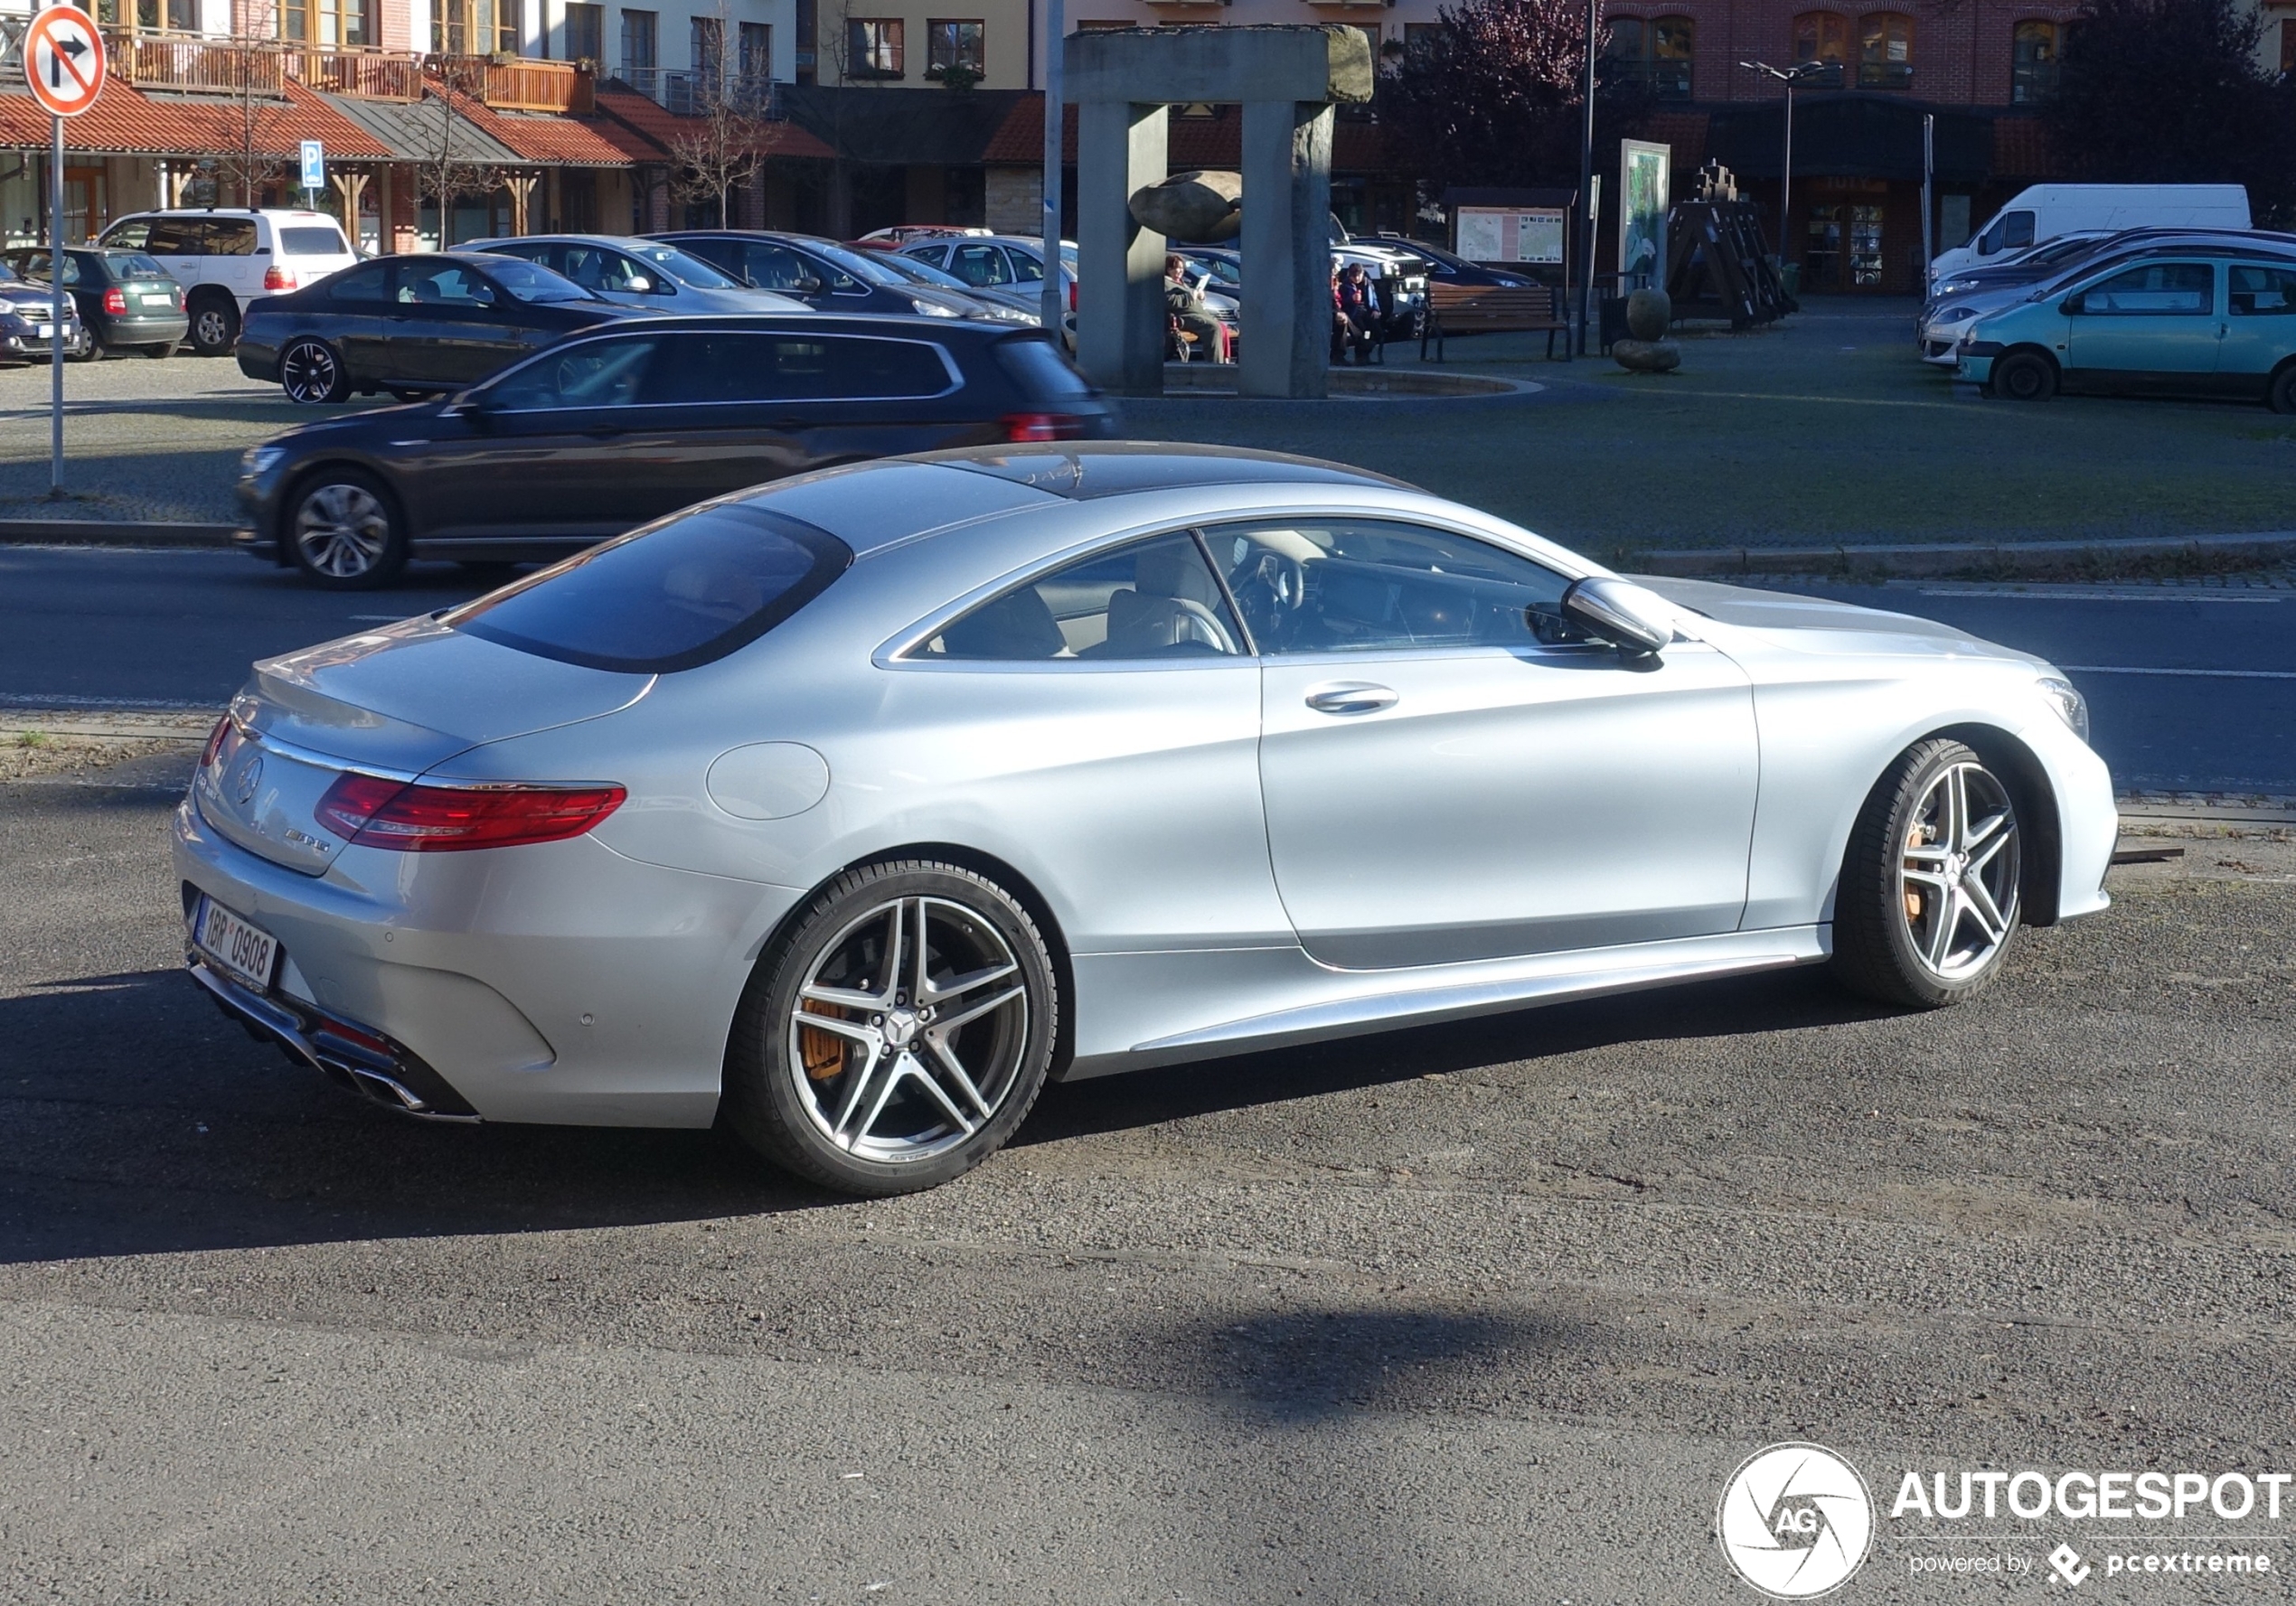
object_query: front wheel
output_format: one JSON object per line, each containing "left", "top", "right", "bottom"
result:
{"left": 1832, "top": 738, "right": 2023, "bottom": 1009}
{"left": 279, "top": 338, "right": 351, "bottom": 404}
{"left": 724, "top": 860, "right": 1059, "bottom": 1197}
{"left": 1991, "top": 351, "right": 2057, "bottom": 402}
{"left": 286, "top": 467, "right": 407, "bottom": 588}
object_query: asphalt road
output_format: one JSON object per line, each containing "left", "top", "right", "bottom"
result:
{"left": 2, "top": 547, "right": 2290, "bottom": 795}
{"left": 4, "top": 759, "right": 2293, "bottom": 1601}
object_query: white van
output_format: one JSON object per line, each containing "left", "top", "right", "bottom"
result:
{"left": 1929, "top": 185, "right": 2250, "bottom": 286}
{"left": 95, "top": 209, "right": 358, "bottom": 356}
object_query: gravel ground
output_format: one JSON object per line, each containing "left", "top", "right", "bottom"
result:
{"left": 6, "top": 299, "right": 2295, "bottom": 556}
{"left": 3, "top": 752, "right": 2292, "bottom": 1602}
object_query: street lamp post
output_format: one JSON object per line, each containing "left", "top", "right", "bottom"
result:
{"left": 1573, "top": 0, "right": 1598, "bottom": 358}
{"left": 1737, "top": 59, "right": 1825, "bottom": 269}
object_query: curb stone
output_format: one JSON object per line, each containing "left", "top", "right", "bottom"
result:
{"left": 0, "top": 520, "right": 236, "bottom": 548}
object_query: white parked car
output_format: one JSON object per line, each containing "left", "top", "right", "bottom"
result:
{"left": 97, "top": 209, "right": 358, "bottom": 357}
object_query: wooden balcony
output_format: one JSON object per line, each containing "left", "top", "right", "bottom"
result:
{"left": 285, "top": 46, "right": 424, "bottom": 101}
{"left": 435, "top": 55, "right": 596, "bottom": 114}
{"left": 103, "top": 30, "right": 285, "bottom": 95}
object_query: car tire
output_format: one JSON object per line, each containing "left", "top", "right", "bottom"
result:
{"left": 279, "top": 338, "right": 351, "bottom": 404}
{"left": 1831, "top": 738, "right": 2023, "bottom": 1010}
{"left": 187, "top": 294, "right": 239, "bottom": 357}
{"left": 724, "top": 859, "right": 1059, "bottom": 1197}
{"left": 2270, "top": 363, "right": 2296, "bottom": 416}
{"left": 1991, "top": 351, "right": 2056, "bottom": 402}
{"left": 285, "top": 466, "right": 408, "bottom": 589}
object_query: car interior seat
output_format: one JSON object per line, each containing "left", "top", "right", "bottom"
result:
{"left": 1096, "top": 547, "right": 1236, "bottom": 656}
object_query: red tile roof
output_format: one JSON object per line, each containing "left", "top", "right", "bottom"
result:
{"left": 0, "top": 78, "right": 391, "bottom": 159}
{"left": 434, "top": 80, "right": 672, "bottom": 166}
{"left": 982, "top": 94, "right": 1395, "bottom": 172}
{"left": 593, "top": 86, "right": 835, "bottom": 161}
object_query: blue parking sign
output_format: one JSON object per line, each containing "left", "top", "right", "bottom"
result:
{"left": 299, "top": 140, "right": 324, "bottom": 192}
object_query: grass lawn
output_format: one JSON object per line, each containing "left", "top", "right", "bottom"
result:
{"left": 1120, "top": 299, "right": 2296, "bottom": 563}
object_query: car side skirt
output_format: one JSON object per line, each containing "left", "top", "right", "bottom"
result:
{"left": 1059, "top": 924, "right": 1830, "bottom": 1079}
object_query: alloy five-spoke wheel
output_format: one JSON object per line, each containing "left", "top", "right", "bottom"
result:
{"left": 727, "top": 860, "right": 1059, "bottom": 1195}
{"left": 280, "top": 338, "right": 349, "bottom": 404}
{"left": 287, "top": 468, "right": 406, "bottom": 588}
{"left": 1834, "top": 738, "right": 2024, "bottom": 1008}
{"left": 188, "top": 296, "right": 238, "bottom": 357}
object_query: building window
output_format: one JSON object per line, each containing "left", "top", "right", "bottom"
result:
{"left": 432, "top": 0, "right": 503, "bottom": 52}
{"left": 739, "top": 21, "right": 772, "bottom": 82}
{"left": 1604, "top": 14, "right": 1693, "bottom": 99}
{"left": 848, "top": 17, "right": 904, "bottom": 77}
{"left": 1402, "top": 21, "right": 1444, "bottom": 53}
{"left": 497, "top": 0, "right": 522, "bottom": 52}
{"left": 622, "top": 8, "right": 659, "bottom": 72}
{"left": 692, "top": 14, "right": 722, "bottom": 75}
{"left": 1858, "top": 12, "right": 1912, "bottom": 89}
{"left": 127, "top": 0, "right": 199, "bottom": 32}
{"left": 2009, "top": 20, "right": 2059, "bottom": 102}
{"left": 566, "top": 1, "right": 603, "bottom": 63}
{"left": 926, "top": 18, "right": 983, "bottom": 79}
{"left": 1791, "top": 10, "right": 1848, "bottom": 83}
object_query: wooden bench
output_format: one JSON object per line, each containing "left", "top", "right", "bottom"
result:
{"left": 1418, "top": 282, "right": 1568, "bottom": 362}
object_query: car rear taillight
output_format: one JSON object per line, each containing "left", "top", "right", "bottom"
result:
{"left": 1002, "top": 411, "right": 1087, "bottom": 443}
{"left": 199, "top": 716, "right": 232, "bottom": 770}
{"left": 262, "top": 266, "right": 297, "bottom": 291}
{"left": 1066, "top": 278, "right": 1077, "bottom": 314}
{"left": 315, "top": 773, "right": 626, "bottom": 852}
{"left": 102, "top": 286, "right": 127, "bottom": 315}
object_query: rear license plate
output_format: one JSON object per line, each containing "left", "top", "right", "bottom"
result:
{"left": 139, "top": 293, "right": 174, "bottom": 306}
{"left": 193, "top": 895, "right": 279, "bottom": 992}
{"left": 33, "top": 324, "right": 51, "bottom": 340}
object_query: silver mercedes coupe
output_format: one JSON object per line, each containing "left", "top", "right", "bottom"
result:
{"left": 175, "top": 445, "right": 2117, "bottom": 1195}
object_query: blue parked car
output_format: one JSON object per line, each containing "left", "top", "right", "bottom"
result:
{"left": 1958, "top": 249, "right": 2296, "bottom": 410}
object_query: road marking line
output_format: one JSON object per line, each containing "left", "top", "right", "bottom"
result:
{"left": 0, "top": 692, "right": 216, "bottom": 709}
{"left": 1917, "top": 587, "right": 2284, "bottom": 603}
{"left": 2064, "top": 665, "right": 2296, "bottom": 680}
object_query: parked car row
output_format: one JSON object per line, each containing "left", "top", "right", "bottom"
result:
{"left": 1922, "top": 228, "right": 2296, "bottom": 410}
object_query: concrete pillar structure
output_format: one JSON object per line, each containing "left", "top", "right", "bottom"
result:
{"left": 1238, "top": 99, "right": 1332, "bottom": 400}
{"left": 1065, "top": 24, "right": 1372, "bottom": 400}
{"left": 1076, "top": 99, "right": 1167, "bottom": 397}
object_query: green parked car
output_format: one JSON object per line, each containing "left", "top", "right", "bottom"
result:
{"left": 1957, "top": 249, "right": 2296, "bottom": 411}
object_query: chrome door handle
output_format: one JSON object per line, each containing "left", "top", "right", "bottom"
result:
{"left": 1304, "top": 682, "right": 1397, "bottom": 716}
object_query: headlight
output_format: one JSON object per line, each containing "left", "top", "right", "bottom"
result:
{"left": 2037, "top": 675, "right": 2089, "bottom": 743}
{"left": 1937, "top": 305, "right": 1978, "bottom": 324}
{"left": 911, "top": 298, "right": 962, "bottom": 318}
{"left": 242, "top": 445, "right": 287, "bottom": 478}
{"left": 988, "top": 305, "right": 1039, "bottom": 324}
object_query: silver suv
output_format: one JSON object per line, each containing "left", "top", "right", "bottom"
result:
{"left": 96, "top": 209, "right": 358, "bottom": 356}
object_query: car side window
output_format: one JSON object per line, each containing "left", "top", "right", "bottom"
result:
{"left": 950, "top": 244, "right": 1012, "bottom": 287}
{"left": 919, "top": 532, "right": 1247, "bottom": 662}
{"left": 2229, "top": 264, "right": 2296, "bottom": 316}
{"left": 483, "top": 336, "right": 661, "bottom": 411}
{"left": 207, "top": 220, "right": 259, "bottom": 257}
{"left": 103, "top": 220, "right": 150, "bottom": 250}
{"left": 2079, "top": 262, "right": 2214, "bottom": 316}
{"left": 145, "top": 219, "right": 202, "bottom": 255}
{"left": 397, "top": 262, "right": 497, "bottom": 307}
{"left": 326, "top": 262, "right": 392, "bottom": 303}
{"left": 1200, "top": 518, "right": 1582, "bottom": 655}
{"left": 636, "top": 333, "right": 955, "bottom": 404}
{"left": 738, "top": 242, "right": 820, "bottom": 291}
{"left": 908, "top": 244, "right": 950, "bottom": 268}
{"left": 1007, "top": 249, "right": 1044, "bottom": 285}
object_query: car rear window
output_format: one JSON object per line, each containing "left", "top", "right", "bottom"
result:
{"left": 280, "top": 226, "right": 352, "bottom": 257}
{"left": 101, "top": 251, "right": 170, "bottom": 279}
{"left": 446, "top": 505, "right": 852, "bottom": 673}
{"left": 995, "top": 335, "right": 1094, "bottom": 400}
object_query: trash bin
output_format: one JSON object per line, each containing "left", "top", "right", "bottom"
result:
{"left": 1780, "top": 261, "right": 1802, "bottom": 298}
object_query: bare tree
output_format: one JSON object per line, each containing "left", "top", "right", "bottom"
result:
{"left": 665, "top": 0, "right": 772, "bottom": 226}
{"left": 202, "top": 42, "right": 290, "bottom": 205}
{"left": 416, "top": 59, "right": 505, "bottom": 247}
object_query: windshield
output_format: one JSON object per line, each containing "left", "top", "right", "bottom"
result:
{"left": 874, "top": 252, "right": 972, "bottom": 292}
{"left": 479, "top": 256, "right": 594, "bottom": 304}
{"left": 627, "top": 242, "right": 743, "bottom": 289}
{"left": 806, "top": 239, "right": 907, "bottom": 286}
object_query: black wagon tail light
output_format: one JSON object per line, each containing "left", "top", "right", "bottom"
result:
{"left": 315, "top": 773, "right": 626, "bottom": 852}
{"left": 1002, "top": 411, "right": 1087, "bottom": 443}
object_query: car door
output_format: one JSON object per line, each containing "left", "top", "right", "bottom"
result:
{"left": 1237, "top": 516, "right": 1759, "bottom": 969}
{"left": 311, "top": 259, "right": 393, "bottom": 380}
{"left": 385, "top": 258, "right": 531, "bottom": 386}
{"left": 2216, "top": 260, "right": 2296, "bottom": 399}
{"left": 2064, "top": 259, "right": 2222, "bottom": 392}
{"left": 746, "top": 331, "right": 966, "bottom": 466}
{"left": 595, "top": 329, "right": 816, "bottom": 517}
{"left": 136, "top": 217, "right": 206, "bottom": 294}
{"left": 888, "top": 530, "right": 1277, "bottom": 965}
{"left": 409, "top": 331, "right": 669, "bottom": 544}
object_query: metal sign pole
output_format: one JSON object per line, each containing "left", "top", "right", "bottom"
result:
{"left": 50, "top": 111, "right": 64, "bottom": 500}
{"left": 1039, "top": 0, "right": 1063, "bottom": 337}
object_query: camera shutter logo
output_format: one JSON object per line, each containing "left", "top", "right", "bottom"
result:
{"left": 1717, "top": 1442, "right": 1875, "bottom": 1599}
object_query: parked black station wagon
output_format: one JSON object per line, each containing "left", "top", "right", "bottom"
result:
{"left": 235, "top": 315, "right": 1115, "bottom": 587}
{"left": 236, "top": 252, "right": 654, "bottom": 403}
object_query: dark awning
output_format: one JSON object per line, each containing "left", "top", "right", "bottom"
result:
{"left": 1703, "top": 94, "right": 1996, "bottom": 185}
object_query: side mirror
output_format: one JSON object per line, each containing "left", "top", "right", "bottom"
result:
{"left": 626, "top": 274, "right": 654, "bottom": 293}
{"left": 2062, "top": 292, "right": 2085, "bottom": 315}
{"left": 1557, "top": 577, "right": 1675, "bottom": 657}
{"left": 444, "top": 393, "right": 494, "bottom": 430}
{"left": 793, "top": 274, "right": 826, "bottom": 296}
